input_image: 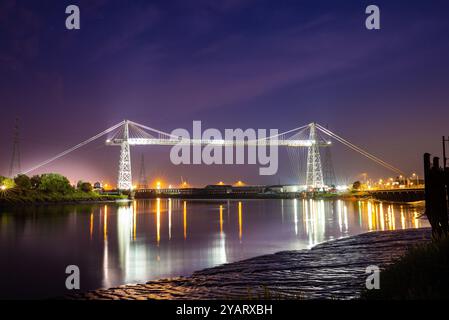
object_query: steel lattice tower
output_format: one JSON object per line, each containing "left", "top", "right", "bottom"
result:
{"left": 306, "top": 123, "right": 324, "bottom": 189}
{"left": 117, "top": 120, "right": 132, "bottom": 190}
{"left": 138, "top": 153, "right": 147, "bottom": 189}
{"left": 9, "top": 118, "right": 21, "bottom": 178}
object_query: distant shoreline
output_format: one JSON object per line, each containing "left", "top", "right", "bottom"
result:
{"left": 134, "top": 192, "right": 363, "bottom": 201}
{"left": 0, "top": 193, "right": 128, "bottom": 207}
{"left": 1, "top": 192, "right": 423, "bottom": 206}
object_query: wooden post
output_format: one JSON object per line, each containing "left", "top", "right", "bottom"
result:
{"left": 424, "top": 153, "right": 436, "bottom": 236}
{"left": 443, "top": 136, "right": 448, "bottom": 169}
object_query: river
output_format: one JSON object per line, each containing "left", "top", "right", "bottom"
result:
{"left": 0, "top": 198, "right": 428, "bottom": 299}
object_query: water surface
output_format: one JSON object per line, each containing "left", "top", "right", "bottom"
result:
{"left": 0, "top": 199, "right": 428, "bottom": 299}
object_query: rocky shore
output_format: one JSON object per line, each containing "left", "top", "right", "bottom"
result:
{"left": 70, "top": 228, "right": 431, "bottom": 300}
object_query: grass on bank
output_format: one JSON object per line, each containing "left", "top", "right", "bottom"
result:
{"left": 0, "top": 189, "right": 127, "bottom": 204}
{"left": 363, "top": 236, "right": 449, "bottom": 299}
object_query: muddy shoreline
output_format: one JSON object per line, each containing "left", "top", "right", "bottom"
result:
{"left": 70, "top": 227, "right": 431, "bottom": 300}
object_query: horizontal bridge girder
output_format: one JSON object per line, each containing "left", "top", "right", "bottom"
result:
{"left": 106, "top": 138, "right": 331, "bottom": 147}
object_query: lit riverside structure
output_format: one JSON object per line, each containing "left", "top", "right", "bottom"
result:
{"left": 21, "top": 120, "right": 404, "bottom": 191}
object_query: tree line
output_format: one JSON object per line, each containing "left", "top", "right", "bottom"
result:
{"left": 0, "top": 173, "right": 93, "bottom": 194}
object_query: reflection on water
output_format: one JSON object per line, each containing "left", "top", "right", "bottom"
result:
{"left": 0, "top": 199, "right": 428, "bottom": 298}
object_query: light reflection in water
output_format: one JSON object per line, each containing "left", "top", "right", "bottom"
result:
{"left": 343, "top": 204, "right": 348, "bottom": 231}
{"left": 238, "top": 201, "right": 242, "bottom": 241}
{"left": 414, "top": 209, "right": 419, "bottom": 228}
{"left": 183, "top": 201, "right": 187, "bottom": 240}
{"left": 218, "top": 204, "right": 227, "bottom": 265}
{"left": 379, "top": 203, "right": 384, "bottom": 230}
{"left": 108, "top": 199, "right": 426, "bottom": 259}
{"left": 401, "top": 206, "right": 405, "bottom": 229}
{"left": 337, "top": 200, "right": 343, "bottom": 232}
{"left": 103, "top": 205, "right": 108, "bottom": 240}
{"left": 219, "top": 205, "right": 223, "bottom": 236}
{"left": 156, "top": 198, "right": 161, "bottom": 245}
{"left": 133, "top": 200, "right": 137, "bottom": 241}
{"left": 358, "top": 202, "right": 363, "bottom": 228}
{"left": 103, "top": 205, "right": 110, "bottom": 288}
{"left": 0, "top": 198, "right": 428, "bottom": 298}
{"left": 293, "top": 199, "right": 298, "bottom": 235}
{"left": 90, "top": 212, "right": 93, "bottom": 240}
{"left": 302, "top": 199, "right": 307, "bottom": 233}
{"left": 168, "top": 199, "right": 172, "bottom": 240}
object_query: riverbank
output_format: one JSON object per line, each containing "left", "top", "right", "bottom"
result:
{"left": 0, "top": 190, "right": 128, "bottom": 206}
{"left": 363, "top": 234, "right": 449, "bottom": 299}
{"left": 135, "top": 191, "right": 366, "bottom": 201}
{"left": 70, "top": 227, "right": 431, "bottom": 300}
{"left": 135, "top": 191, "right": 423, "bottom": 203}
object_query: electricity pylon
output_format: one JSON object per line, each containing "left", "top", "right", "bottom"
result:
{"left": 9, "top": 118, "right": 21, "bottom": 178}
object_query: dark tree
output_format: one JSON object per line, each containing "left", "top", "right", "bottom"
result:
{"left": 352, "top": 181, "right": 361, "bottom": 190}
{"left": 14, "top": 174, "right": 32, "bottom": 190}
{"left": 30, "top": 175, "right": 42, "bottom": 189}
{"left": 80, "top": 182, "right": 93, "bottom": 193}
{"left": 38, "top": 173, "right": 73, "bottom": 194}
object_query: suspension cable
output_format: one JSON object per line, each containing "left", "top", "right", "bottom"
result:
{"left": 22, "top": 121, "right": 125, "bottom": 175}
{"left": 256, "top": 123, "right": 311, "bottom": 142}
{"left": 315, "top": 124, "right": 404, "bottom": 175}
{"left": 128, "top": 121, "right": 183, "bottom": 140}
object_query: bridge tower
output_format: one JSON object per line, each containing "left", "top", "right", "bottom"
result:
{"left": 306, "top": 123, "right": 324, "bottom": 189}
{"left": 117, "top": 120, "right": 132, "bottom": 190}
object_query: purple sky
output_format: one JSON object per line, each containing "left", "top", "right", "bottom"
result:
{"left": 1, "top": 0, "right": 449, "bottom": 187}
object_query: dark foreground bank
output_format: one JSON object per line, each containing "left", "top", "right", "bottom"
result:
{"left": 70, "top": 228, "right": 432, "bottom": 300}
{"left": 363, "top": 235, "right": 449, "bottom": 299}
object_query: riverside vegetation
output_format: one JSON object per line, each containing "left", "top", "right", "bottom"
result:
{"left": 0, "top": 173, "right": 126, "bottom": 205}
{"left": 364, "top": 153, "right": 449, "bottom": 299}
